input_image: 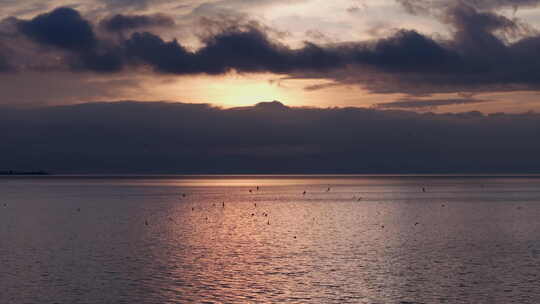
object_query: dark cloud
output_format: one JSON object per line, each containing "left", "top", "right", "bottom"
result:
{"left": 123, "top": 32, "right": 194, "bottom": 73}
{"left": 100, "top": 25, "right": 456, "bottom": 77}
{"left": 313, "top": 3, "right": 540, "bottom": 94}
{"left": 11, "top": 7, "right": 124, "bottom": 72}
{"left": 16, "top": 7, "right": 96, "bottom": 51}
{"left": 4, "top": 4, "right": 540, "bottom": 96}
{"left": 375, "top": 97, "right": 491, "bottom": 109}
{"left": 396, "top": 0, "right": 540, "bottom": 15}
{"left": 1, "top": 101, "right": 539, "bottom": 173}
{"left": 471, "top": 0, "right": 540, "bottom": 9}
{"left": 197, "top": 28, "right": 297, "bottom": 74}
{"left": 75, "top": 49, "right": 125, "bottom": 72}
{"left": 358, "top": 29, "right": 458, "bottom": 72}
{"left": 122, "top": 27, "right": 343, "bottom": 74}
{"left": 100, "top": 14, "right": 175, "bottom": 32}
{"left": 448, "top": 4, "right": 520, "bottom": 53}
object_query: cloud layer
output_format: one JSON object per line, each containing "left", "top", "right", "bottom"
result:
{"left": 1, "top": 101, "right": 539, "bottom": 173}
{"left": 397, "top": 0, "right": 540, "bottom": 15}
{"left": 374, "top": 97, "right": 490, "bottom": 109}
{"left": 1, "top": 1, "right": 540, "bottom": 99}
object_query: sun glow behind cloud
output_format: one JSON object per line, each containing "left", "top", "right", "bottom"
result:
{"left": 204, "top": 74, "right": 291, "bottom": 107}
{"left": 130, "top": 72, "right": 410, "bottom": 109}
{"left": 147, "top": 73, "right": 293, "bottom": 107}
{"left": 139, "top": 72, "right": 367, "bottom": 108}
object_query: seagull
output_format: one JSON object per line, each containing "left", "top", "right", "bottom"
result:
{"left": 326, "top": 187, "right": 331, "bottom": 192}
{"left": 302, "top": 191, "right": 306, "bottom": 195}
{"left": 422, "top": 187, "right": 426, "bottom": 193}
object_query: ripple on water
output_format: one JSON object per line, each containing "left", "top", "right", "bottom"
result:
{"left": 1, "top": 175, "right": 540, "bottom": 303}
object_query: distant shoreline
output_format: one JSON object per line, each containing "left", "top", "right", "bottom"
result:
{"left": 0, "top": 170, "right": 50, "bottom": 175}
{"left": 2, "top": 173, "right": 540, "bottom": 178}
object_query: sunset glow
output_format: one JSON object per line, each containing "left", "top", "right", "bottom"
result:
{"left": 3, "top": 2, "right": 540, "bottom": 302}
{"left": 204, "top": 75, "right": 291, "bottom": 107}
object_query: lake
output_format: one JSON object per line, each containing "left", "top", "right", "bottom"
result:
{"left": 1, "top": 175, "right": 540, "bottom": 303}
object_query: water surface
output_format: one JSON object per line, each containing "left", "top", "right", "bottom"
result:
{"left": 1, "top": 175, "right": 540, "bottom": 303}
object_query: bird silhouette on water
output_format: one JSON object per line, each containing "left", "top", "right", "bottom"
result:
{"left": 422, "top": 187, "right": 426, "bottom": 193}
{"left": 303, "top": 191, "right": 306, "bottom": 195}
{"left": 256, "top": 186, "right": 259, "bottom": 191}
{"left": 145, "top": 220, "right": 149, "bottom": 226}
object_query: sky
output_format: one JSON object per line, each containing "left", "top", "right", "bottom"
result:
{"left": 1, "top": 0, "right": 540, "bottom": 173}
{"left": 1, "top": 0, "right": 540, "bottom": 112}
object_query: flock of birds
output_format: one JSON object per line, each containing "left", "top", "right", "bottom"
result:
{"left": 1, "top": 184, "right": 469, "bottom": 236}
{"left": 134, "top": 185, "right": 448, "bottom": 235}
